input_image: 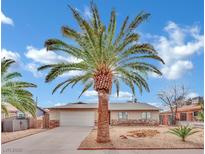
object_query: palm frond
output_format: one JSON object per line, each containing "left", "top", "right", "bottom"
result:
{"left": 1, "top": 58, "right": 37, "bottom": 117}
{"left": 1, "top": 59, "right": 15, "bottom": 75}
{"left": 127, "top": 11, "right": 150, "bottom": 34}
{"left": 78, "top": 81, "right": 93, "bottom": 98}
{"left": 38, "top": 2, "right": 164, "bottom": 98}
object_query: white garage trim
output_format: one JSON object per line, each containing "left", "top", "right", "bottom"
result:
{"left": 60, "top": 110, "right": 95, "bottom": 126}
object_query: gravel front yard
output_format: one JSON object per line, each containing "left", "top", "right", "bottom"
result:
{"left": 2, "top": 128, "right": 47, "bottom": 144}
{"left": 79, "top": 126, "right": 204, "bottom": 149}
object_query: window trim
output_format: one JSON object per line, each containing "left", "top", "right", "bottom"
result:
{"left": 118, "top": 112, "right": 128, "bottom": 120}
{"left": 141, "top": 112, "right": 151, "bottom": 120}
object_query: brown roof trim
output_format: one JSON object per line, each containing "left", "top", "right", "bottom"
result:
{"left": 109, "top": 109, "right": 159, "bottom": 111}
{"left": 48, "top": 108, "right": 159, "bottom": 111}
{"left": 48, "top": 108, "right": 97, "bottom": 111}
{"left": 47, "top": 102, "right": 159, "bottom": 111}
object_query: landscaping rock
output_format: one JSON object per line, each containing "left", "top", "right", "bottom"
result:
{"left": 119, "top": 135, "right": 128, "bottom": 139}
{"left": 127, "top": 129, "right": 160, "bottom": 138}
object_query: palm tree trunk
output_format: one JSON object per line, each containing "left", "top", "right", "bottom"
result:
{"left": 96, "top": 89, "right": 110, "bottom": 143}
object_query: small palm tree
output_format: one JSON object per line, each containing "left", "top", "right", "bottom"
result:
{"left": 38, "top": 3, "right": 164, "bottom": 143}
{"left": 168, "top": 125, "right": 199, "bottom": 142}
{"left": 1, "top": 58, "right": 37, "bottom": 117}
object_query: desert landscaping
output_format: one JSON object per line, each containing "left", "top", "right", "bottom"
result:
{"left": 79, "top": 126, "right": 204, "bottom": 149}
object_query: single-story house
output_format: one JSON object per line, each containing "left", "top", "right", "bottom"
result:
{"left": 48, "top": 102, "right": 160, "bottom": 127}
{"left": 160, "top": 104, "right": 203, "bottom": 125}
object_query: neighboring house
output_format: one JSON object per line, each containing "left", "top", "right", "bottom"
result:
{"left": 191, "top": 96, "right": 204, "bottom": 104}
{"left": 48, "top": 102, "right": 160, "bottom": 127}
{"left": 160, "top": 97, "right": 204, "bottom": 125}
{"left": 1, "top": 104, "right": 48, "bottom": 132}
{"left": 36, "top": 106, "right": 47, "bottom": 118}
{"left": 1, "top": 104, "right": 46, "bottom": 119}
{"left": 1, "top": 104, "right": 18, "bottom": 119}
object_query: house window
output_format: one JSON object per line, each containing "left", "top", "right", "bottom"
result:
{"left": 193, "top": 111, "right": 199, "bottom": 117}
{"left": 118, "top": 112, "right": 128, "bottom": 120}
{"left": 17, "top": 112, "right": 25, "bottom": 119}
{"left": 141, "top": 112, "right": 151, "bottom": 119}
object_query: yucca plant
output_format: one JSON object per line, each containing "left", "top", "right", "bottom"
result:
{"left": 1, "top": 58, "right": 37, "bottom": 117}
{"left": 38, "top": 2, "right": 164, "bottom": 143}
{"left": 168, "top": 125, "right": 199, "bottom": 142}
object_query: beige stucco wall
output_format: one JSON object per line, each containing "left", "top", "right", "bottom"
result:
{"left": 49, "top": 110, "right": 60, "bottom": 120}
{"left": 94, "top": 110, "right": 98, "bottom": 121}
{"left": 110, "top": 110, "right": 159, "bottom": 121}
{"left": 49, "top": 109, "right": 159, "bottom": 123}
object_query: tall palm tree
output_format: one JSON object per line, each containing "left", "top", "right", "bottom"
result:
{"left": 38, "top": 3, "right": 164, "bottom": 143}
{"left": 1, "top": 58, "right": 37, "bottom": 117}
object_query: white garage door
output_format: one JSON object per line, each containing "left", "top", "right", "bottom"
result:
{"left": 60, "top": 110, "right": 95, "bottom": 126}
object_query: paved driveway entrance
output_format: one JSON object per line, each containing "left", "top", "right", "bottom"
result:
{"left": 2, "top": 126, "right": 203, "bottom": 154}
{"left": 2, "top": 126, "right": 92, "bottom": 154}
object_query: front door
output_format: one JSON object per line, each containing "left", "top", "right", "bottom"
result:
{"left": 180, "top": 112, "right": 187, "bottom": 121}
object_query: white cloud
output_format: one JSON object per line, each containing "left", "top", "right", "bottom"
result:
{"left": 1, "top": 49, "right": 22, "bottom": 70}
{"left": 1, "top": 48, "right": 20, "bottom": 62}
{"left": 1, "top": 11, "right": 14, "bottom": 25}
{"left": 54, "top": 103, "right": 66, "bottom": 106}
{"left": 60, "top": 71, "right": 84, "bottom": 77}
{"left": 164, "top": 21, "right": 185, "bottom": 45}
{"left": 25, "top": 63, "right": 43, "bottom": 78}
{"left": 83, "top": 90, "right": 98, "bottom": 97}
{"left": 161, "top": 60, "right": 193, "bottom": 80}
{"left": 25, "top": 46, "right": 69, "bottom": 64}
{"left": 83, "top": 6, "right": 92, "bottom": 19}
{"left": 112, "top": 91, "right": 132, "bottom": 98}
{"left": 144, "top": 21, "right": 203, "bottom": 80}
{"left": 25, "top": 46, "right": 82, "bottom": 77}
{"left": 187, "top": 92, "right": 199, "bottom": 99}
{"left": 83, "top": 90, "right": 132, "bottom": 99}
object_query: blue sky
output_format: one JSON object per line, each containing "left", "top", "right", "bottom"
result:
{"left": 1, "top": 0, "right": 204, "bottom": 108}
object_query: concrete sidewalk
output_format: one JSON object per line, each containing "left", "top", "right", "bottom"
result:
{"left": 2, "top": 126, "right": 204, "bottom": 154}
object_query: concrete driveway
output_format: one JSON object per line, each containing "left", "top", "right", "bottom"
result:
{"left": 2, "top": 126, "right": 203, "bottom": 154}
{"left": 2, "top": 126, "right": 92, "bottom": 154}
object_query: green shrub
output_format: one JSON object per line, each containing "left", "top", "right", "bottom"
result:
{"left": 197, "top": 112, "right": 204, "bottom": 121}
{"left": 168, "top": 125, "right": 199, "bottom": 142}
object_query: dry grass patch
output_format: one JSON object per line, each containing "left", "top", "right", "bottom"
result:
{"left": 79, "top": 126, "right": 204, "bottom": 149}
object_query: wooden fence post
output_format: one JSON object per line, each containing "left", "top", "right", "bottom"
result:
{"left": 43, "top": 113, "right": 49, "bottom": 128}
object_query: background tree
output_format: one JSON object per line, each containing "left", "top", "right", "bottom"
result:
{"left": 158, "top": 85, "right": 188, "bottom": 125}
{"left": 1, "top": 58, "right": 37, "bottom": 117}
{"left": 38, "top": 2, "right": 164, "bottom": 143}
